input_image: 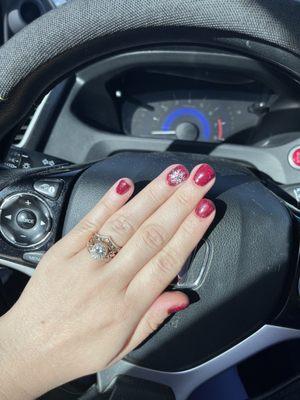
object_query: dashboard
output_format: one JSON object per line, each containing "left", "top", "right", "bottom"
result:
{"left": 68, "top": 50, "right": 300, "bottom": 151}
{"left": 36, "top": 48, "right": 300, "bottom": 175}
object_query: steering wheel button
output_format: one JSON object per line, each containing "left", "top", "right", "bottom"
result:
{"left": 0, "top": 193, "right": 52, "bottom": 248}
{"left": 0, "top": 226, "right": 16, "bottom": 244}
{"left": 288, "top": 147, "right": 300, "bottom": 169}
{"left": 23, "top": 251, "right": 45, "bottom": 265}
{"left": 293, "top": 149, "right": 300, "bottom": 165}
{"left": 34, "top": 179, "right": 63, "bottom": 199}
{"left": 16, "top": 210, "right": 37, "bottom": 229}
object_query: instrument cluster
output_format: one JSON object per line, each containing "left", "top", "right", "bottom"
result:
{"left": 122, "top": 89, "right": 272, "bottom": 143}
{"left": 71, "top": 55, "right": 300, "bottom": 147}
{"left": 115, "top": 67, "right": 276, "bottom": 144}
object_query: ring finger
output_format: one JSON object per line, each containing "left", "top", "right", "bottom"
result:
{"left": 76, "top": 164, "right": 190, "bottom": 264}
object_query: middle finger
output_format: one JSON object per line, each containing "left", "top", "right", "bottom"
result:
{"left": 109, "top": 163, "right": 216, "bottom": 282}
{"left": 97, "top": 164, "right": 189, "bottom": 248}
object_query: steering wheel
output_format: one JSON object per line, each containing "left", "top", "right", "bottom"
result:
{"left": 0, "top": 1, "right": 300, "bottom": 399}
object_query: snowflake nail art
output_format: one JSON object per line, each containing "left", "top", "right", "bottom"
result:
{"left": 167, "top": 165, "right": 189, "bottom": 186}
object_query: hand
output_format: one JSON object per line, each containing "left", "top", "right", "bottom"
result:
{"left": 0, "top": 163, "right": 216, "bottom": 400}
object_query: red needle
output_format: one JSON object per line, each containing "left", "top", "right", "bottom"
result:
{"left": 217, "top": 118, "right": 223, "bottom": 140}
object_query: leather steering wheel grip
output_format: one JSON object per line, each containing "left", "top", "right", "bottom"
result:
{"left": 0, "top": 0, "right": 300, "bottom": 158}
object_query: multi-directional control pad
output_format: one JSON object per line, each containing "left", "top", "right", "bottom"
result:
{"left": 0, "top": 193, "right": 52, "bottom": 248}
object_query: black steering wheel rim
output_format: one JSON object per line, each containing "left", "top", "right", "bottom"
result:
{"left": 2, "top": 0, "right": 300, "bottom": 159}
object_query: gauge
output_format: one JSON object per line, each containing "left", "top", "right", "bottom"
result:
{"left": 155, "top": 106, "right": 211, "bottom": 141}
{"left": 156, "top": 101, "right": 236, "bottom": 142}
{"left": 122, "top": 90, "right": 262, "bottom": 142}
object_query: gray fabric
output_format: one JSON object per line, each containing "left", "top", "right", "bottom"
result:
{"left": 0, "top": 0, "right": 300, "bottom": 100}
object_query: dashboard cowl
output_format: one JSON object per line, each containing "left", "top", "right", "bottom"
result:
{"left": 63, "top": 152, "right": 295, "bottom": 371}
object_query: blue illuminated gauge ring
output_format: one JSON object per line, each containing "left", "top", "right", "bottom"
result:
{"left": 162, "top": 107, "right": 211, "bottom": 141}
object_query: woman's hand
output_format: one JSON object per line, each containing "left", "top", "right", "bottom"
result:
{"left": 0, "top": 163, "right": 216, "bottom": 400}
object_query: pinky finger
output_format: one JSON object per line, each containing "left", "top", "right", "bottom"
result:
{"left": 108, "top": 291, "right": 189, "bottom": 365}
{"left": 127, "top": 199, "right": 215, "bottom": 314}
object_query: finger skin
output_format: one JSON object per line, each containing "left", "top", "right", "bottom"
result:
{"left": 93, "top": 164, "right": 189, "bottom": 247}
{"left": 75, "top": 164, "right": 189, "bottom": 266}
{"left": 107, "top": 164, "right": 215, "bottom": 283}
{"left": 0, "top": 165, "right": 215, "bottom": 399}
{"left": 127, "top": 199, "right": 216, "bottom": 313}
{"left": 107, "top": 291, "right": 189, "bottom": 365}
{"left": 54, "top": 178, "right": 134, "bottom": 257}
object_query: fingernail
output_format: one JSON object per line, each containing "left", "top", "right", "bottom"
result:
{"left": 168, "top": 303, "right": 189, "bottom": 315}
{"left": 116, "top": 179, "right": 131, "bottom": 195}
{"left": 195, "top": 198, "right": 215, "bottom": 218}
{"left": 193, "top": 164, "right": 215, "bottom": 186}
{"left": 167, "top": 165, "right": 189, "bottom": 186}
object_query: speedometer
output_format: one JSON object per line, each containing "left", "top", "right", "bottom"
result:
{"left": 155, "top": 106, "right": 212, "bottom": 141}
{"left": 155, "top": 102, "right": 235, "bottom": 142}
{"left": 122, "top": 90, "right": 262, "bottom": 143}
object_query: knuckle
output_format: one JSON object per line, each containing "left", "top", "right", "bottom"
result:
{"left": 181, "top": 219, "right": 197, "bottom": 236}
{"left": 101, "top": 200, "right": 114, "bottom": 214}
{"left": 141, "top": 224, "right": 166, "bottom": 251}
{"left": 77, "top": 218, "right": 98, "bottom": 235}
{"left": 109, "top": 214, "right": 135, "bottom": 236}
{"left": 146, "top": 186, "right": 161, "bottom": 204}
{"left": 154, "top": 247, "right": 179, "bottom": 279}
{"left": 176, "top": 190, "right": 191, "bottom": 207}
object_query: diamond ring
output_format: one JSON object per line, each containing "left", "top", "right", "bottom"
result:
{"left": 87, "top": 234, "right": 121, "bottom": 261}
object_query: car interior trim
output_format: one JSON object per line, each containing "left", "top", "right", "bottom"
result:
{"left": 97, "top": 325, "right": 300, "bottom": 400}
{"left": 17, "top": 92, "right": 50, "bottom": 148}
{"left": 0, "top": 257, "right": 34, "bottom": 277}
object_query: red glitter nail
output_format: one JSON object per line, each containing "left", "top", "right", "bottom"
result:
{"left": 116, "top": 179, "right": 131, "bottom": 195}
{"left": 168, "top": 303, "right": 188, "bottom": 314}
{"left": 193, "top": 164, "right": 215, "bottom": 187}
{"left": 195, "top": 198, "right": 215, "bottom": 218}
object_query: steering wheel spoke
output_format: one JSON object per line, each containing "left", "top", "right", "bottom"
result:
{"left": 96, "top": 325, "right": 300, "bottom": 400}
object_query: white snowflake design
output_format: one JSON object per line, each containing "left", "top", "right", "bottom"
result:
{"left": 169, "top": 168, "right": 187, "bottom": 185}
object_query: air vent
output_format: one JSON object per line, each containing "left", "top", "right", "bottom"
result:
{"left": 13, "top": 104, "right": 38, "bottom": 145}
